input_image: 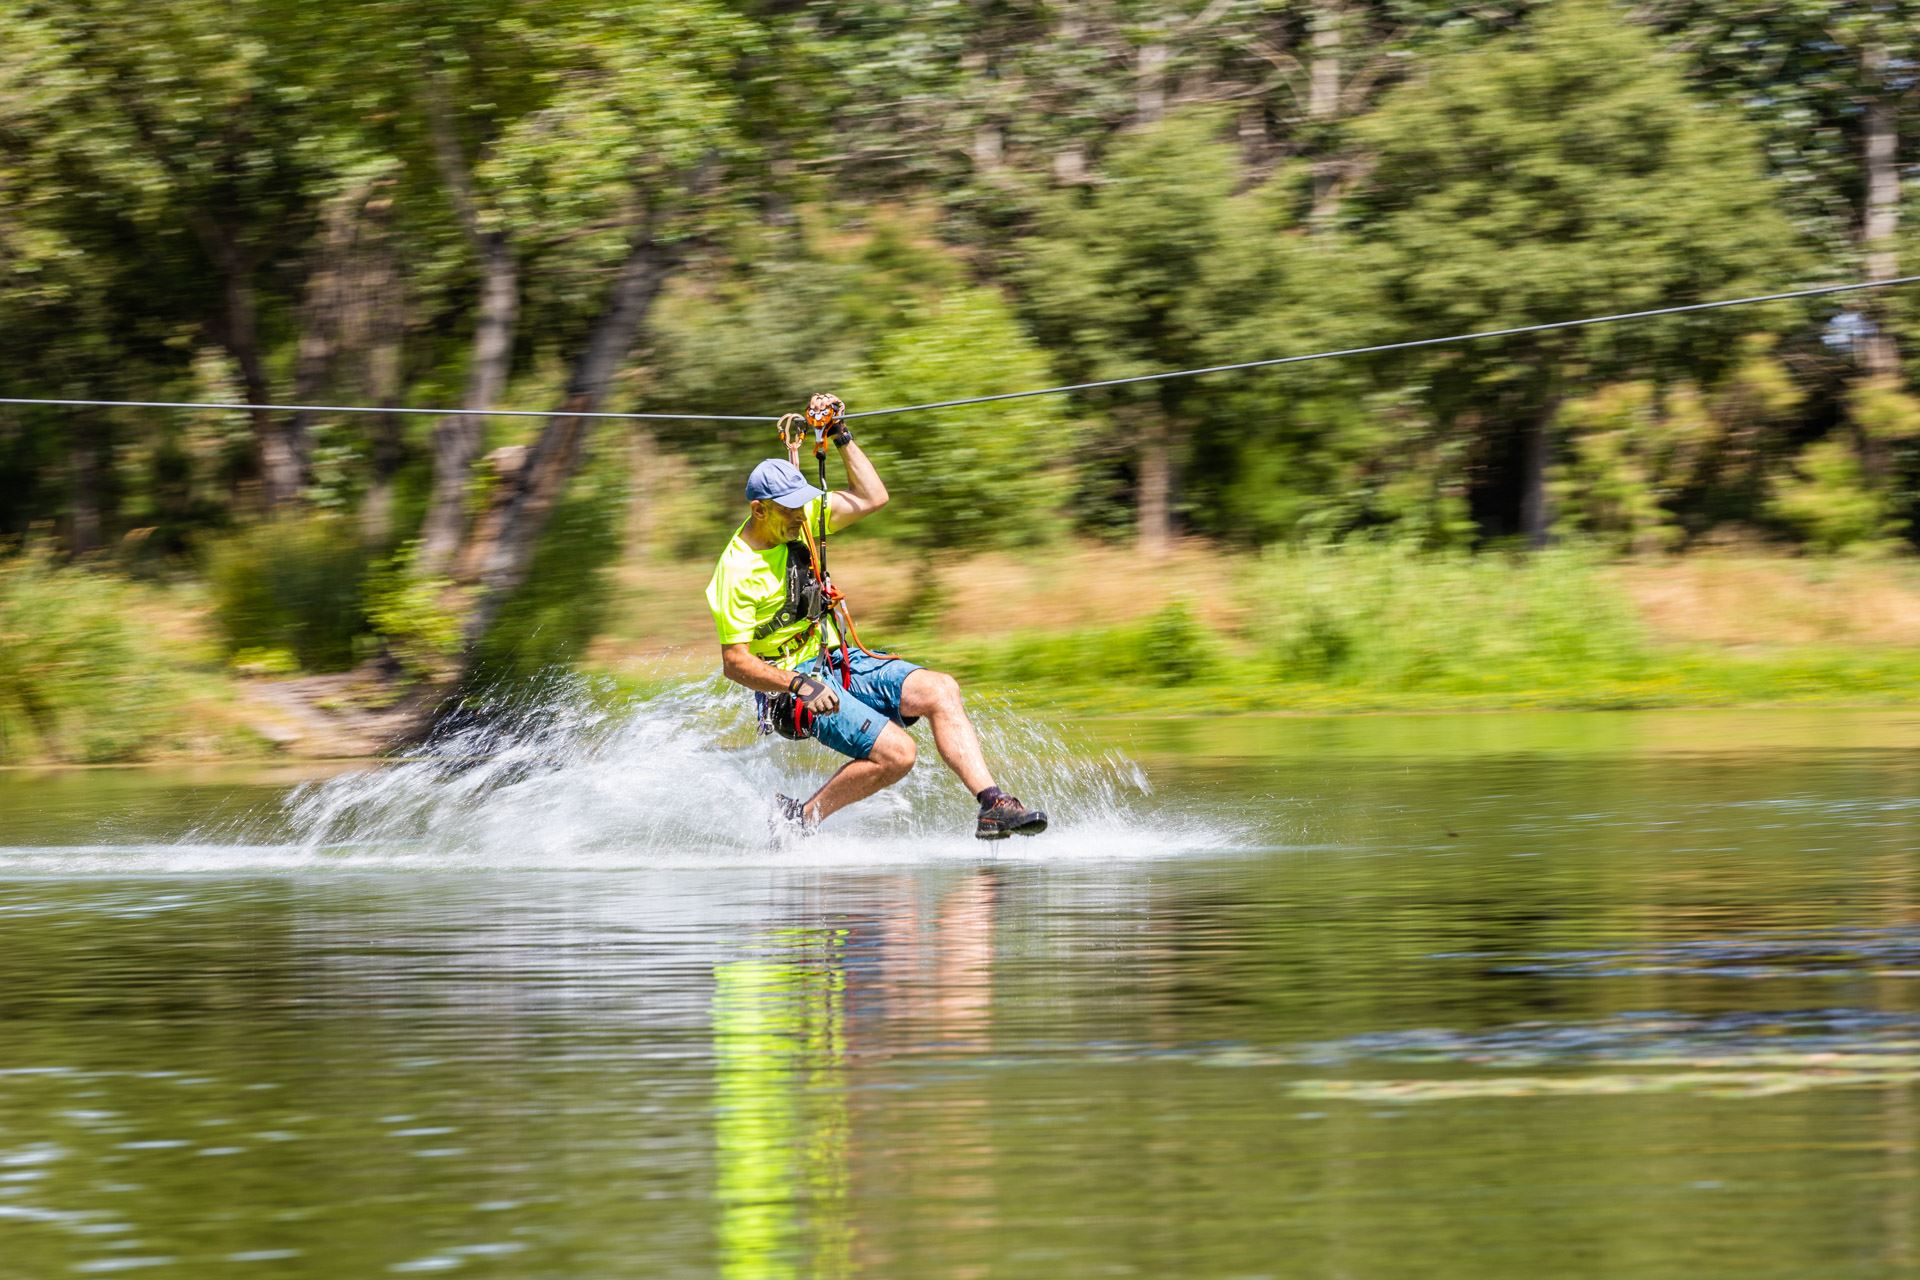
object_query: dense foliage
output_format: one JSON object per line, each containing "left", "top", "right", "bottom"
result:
{"left": 0, "top": 551, "right": 202, "bottom": 760}
{"left": 2, "top": 0, "right": 1918, "bottom": 676}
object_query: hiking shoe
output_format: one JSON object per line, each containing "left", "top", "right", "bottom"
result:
{"left": 769, "top": 793, "right": 816, "bottom": 843}
{"left": 975, "top": 794, "right": 1048, "bottom": 840}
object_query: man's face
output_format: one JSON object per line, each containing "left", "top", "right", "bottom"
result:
{"left": 755, "top": 499, "right": 809, "bottom": 541}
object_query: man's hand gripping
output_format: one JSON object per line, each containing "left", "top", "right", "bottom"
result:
{"left": 805, "top": 392, "right": 851, "bottom": 449}
{"left": 788, "top": 671, "right": 840, "bottom": 718}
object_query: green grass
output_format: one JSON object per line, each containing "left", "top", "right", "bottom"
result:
{"left": 9, "top": 540, "right": 1920, "bottom": 765}
{"left": 975, "top": 646, "right": 1920, "bottom": 718}
{"left": 922, "top": 543, "right": 1920, "bottom": 717}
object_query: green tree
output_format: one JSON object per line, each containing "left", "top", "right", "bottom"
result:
{"left": 1653, "top": 1, "right": 1919, "bottom": 370}
{"left": 398, "top": 0, "right": 770, "bottom": 684}
{"left": 20, "top": 0, "right": 336, "bottom": 507}
{"left": 1356, "top": 0, "right": 1804, "bottom": 545}
{"left": 845, "top": 287, "right": 1078, "bottom": 551}
{"left": 0, "top": 1, "right": 238, "bottom": 544}
{"left": 1020, "top": 111, "right": 1241, "bottom": 553}
{"left": 1178, "top": 175, "right": 1462, "bottom": 545}
{"left": 1770, "top": 436, "right": 1905, "bottom": 554}
{"left": 1653, "top": 1, "right": 1920, "bottom": 540}
{"left": 1551, "top": 334, "right": 1813, "bottom": 551}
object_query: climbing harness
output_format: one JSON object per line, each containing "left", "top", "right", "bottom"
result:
{"left": 752, "top": 537, "right": 830, "bottom": 645}
{"left": 758, "top": 394, "right": 893, "bottom": 741}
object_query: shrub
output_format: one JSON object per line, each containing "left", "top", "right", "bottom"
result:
{"left": 0, "top": 551, "right": 198, "bottom": 762}
{"left": 204, "top": 514, "right": 370, "bottom": 672}
{"left": 941, "top": 600, "right": 1228, "bottom": 689}
{"left": 364, "top": 543, "right": 460, "bottom": 681}
{"left": 1244, "top": 540, "right": 1649, "bottom": 693}
{"left": 1768, "top": 438, "right": 1903, "bottom": 556}
{"left": 469, "top": 461, "right": 622, "bottom": 680}
{"left": 1140, "top": 601, "right": 1213, "bottom": 686}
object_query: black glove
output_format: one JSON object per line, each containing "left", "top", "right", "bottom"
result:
{"left": 788, "top": 672, "right": 839, "bottom": 716}
{"left": 829, "top": 420, "right": 853, "bottom": 449}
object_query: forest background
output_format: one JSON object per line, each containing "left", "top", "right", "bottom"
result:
{"left": 5, "top": 0, "right": 1920, "bottom": 762}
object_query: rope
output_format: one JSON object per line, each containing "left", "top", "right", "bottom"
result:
{"left": 0, "top": 274, "right": 1913, "bottom": 425}
{"left": 0, "top": 397, "right": 769, "bottom": 422}
{"left": 841, "top": 274, "right": 1920, "bottom": 419}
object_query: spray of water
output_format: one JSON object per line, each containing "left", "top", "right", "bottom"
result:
{"left": 239, "top": 672, "right": 1232, "bottom": 870}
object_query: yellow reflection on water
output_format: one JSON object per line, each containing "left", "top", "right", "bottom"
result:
{"left": 713, "top": 937, "right": 850, "bottom": 1280}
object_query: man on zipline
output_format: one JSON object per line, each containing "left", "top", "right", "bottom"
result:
{"left": 705, "top": 393, "right": 1049, "bottom": 840}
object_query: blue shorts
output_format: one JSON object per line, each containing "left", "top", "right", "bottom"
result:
{"left": 792, "top": 650, "right": 923, "bottom": 761}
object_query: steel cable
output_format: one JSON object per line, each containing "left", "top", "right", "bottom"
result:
{"left": 0, "top": 397, "right": 770, "bottom": 422}
{"left": 843, "top": 275, "right": 1920, "bottom": 419}
{"left": 2, "top": 274, "right": 1914, "bottom": 425}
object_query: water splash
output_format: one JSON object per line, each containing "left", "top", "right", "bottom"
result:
{"left": 181, "top": 672, "right": 1227, "bottom": 870}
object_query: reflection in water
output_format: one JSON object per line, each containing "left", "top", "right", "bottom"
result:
{"left": 714, "top": 951, "right": 848, "bottom": 1280}
{"left": 0, "top": 711, "right": 1918, "bottom": 1277}
{"left": 714, "top": 869, "right": 1004, "bottom": 1278}
{"left": 1448, "top": 927, "right": 1920, "bottom": 978}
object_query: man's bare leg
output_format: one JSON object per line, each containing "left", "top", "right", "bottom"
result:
{"left": 805, "top": 722, "right": 916, "bottom": 823}
{"left": 900, "top": 669, "right": 993, "bottom": 795}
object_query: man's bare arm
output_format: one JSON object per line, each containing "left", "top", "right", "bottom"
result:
{"left": 720, "top": 644, "right": 799, "bottom": 694}
{"left": 721, "top": 643, "right": 841, "bottom": 713}
{"left": 828, "top": 439, "right": 888, "bottom": 529}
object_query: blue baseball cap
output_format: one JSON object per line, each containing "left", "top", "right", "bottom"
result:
{"left": 745, "top": 458, "right": 826, "bottom": 507}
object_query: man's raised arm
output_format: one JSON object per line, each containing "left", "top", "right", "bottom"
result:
{"left": 827, "top": 435, "right": 888, "bottom": 529}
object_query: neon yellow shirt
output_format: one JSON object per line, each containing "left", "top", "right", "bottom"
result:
{"left": 704, "top": 499, "right": 841, "bottom": 666}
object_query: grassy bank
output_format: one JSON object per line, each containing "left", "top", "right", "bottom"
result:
{"left": 599, "top": 541, "right": 1920, "bottom": 717}
{"left": 891, "top": 546, "right": 1920, "bottom": 716}
{"left": 945, "top": 637, "right": 1920, "bottom": 717}
{"left": 7, "top": 543, "right": 1920, "bottom": 764}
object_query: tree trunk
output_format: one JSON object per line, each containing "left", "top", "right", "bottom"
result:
{"left": 1053, "top": 143, "right": 1088, "bottom": 185}
{"left": 284, "top": 178, "right": 409, "bottom": 542}
{"left": 420, "top": 231, "right": 519, "bottom": 574}
{"left": 1309, "top": 1, "right": 1344, "bottom": 228}
{"left": 1052, "top": 6, "right": 1089, "bottom": 184}
{"left": 67, "top": 411, "right": 102, "bottom": 556}
{"left": 625, "top": 425, "right": 663, "bottom": 562}
{"left": 361, "top": 400, "right": 404, "bottom": 547}
{"left": 419, "top": 75, "right": 519, "bottom": 575}
{"left": 1861, "top": 42, "right": 1901, "bottom": 380}
{"left": 360, "top": 347, "right": 405, "bottom": 547}
{"left": 973, "top": 122, "right": 1005, "bottom": 172}
{"left": 291, "top": 181, "right": 385, "bottom": 493}
{"left": 961, "top": 51, "right": 1004, "bottom": 173}
{"left": 206, "top": 227, "right": 305, "bottom": 509}
{"left": 1855, "top": 41, "right": 1902, "bottom": 485}
{"left": 1520, "top": 386, "right": 1561, "bottom": 550}
{"left": 360, "top": 419, "right": 402, "bottom": 545}
{"left": 1136, "top": 43, "right": 1168, "bottom": 126}
{"left": 290, "top": 195, "right": 352, "bottom": 465}
{"left": 1238, "top": 107, "right": 1271, "bottom": 174}
{"left": 106, "top": 79, "right": 306, "bottom": 512}
{"left": 1137, "top": 416, "right": 1174, "bottom": 557}
{"left": 452, "top": 231, "right": 671, "bottom": 659}
{"left": 355, "top": 189, "right": 407, "bottom": 545}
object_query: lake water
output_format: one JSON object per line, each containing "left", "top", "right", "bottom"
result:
{"left": 3, "top": 698, "right": 1919, "bottom": 1279}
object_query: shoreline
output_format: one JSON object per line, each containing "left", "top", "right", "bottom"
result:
{"left": 10, "top": 547, "right": 1920, "bottom": 767}
{"left": 7, "top": 694, "right": 1919, "bottom": 769}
